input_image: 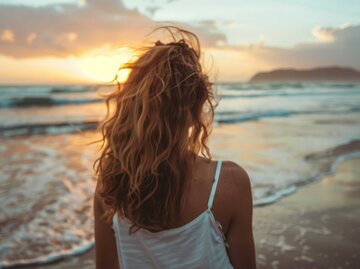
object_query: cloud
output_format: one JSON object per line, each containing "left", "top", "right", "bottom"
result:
{"left": 1, "top": 29, "right": 15, "bottom": 42}
{"left": 145, "top": 6, "right": 160, "bottom": 16}
{"left": 312, "top": 24, "right": 351, "bottom": 43}
{"left": 222, "top": 20, "right": 239, "bottom": 28}
{"left": 1, "top": 0, "right": 357, "bottom": 80}
{"left": 0, "top": 0, "right": 226, "bottom": 58}
{"left": 229, "top": 24, "right": 360, "bottom": 72}
{"left": 26, "top": 32, "right": 37, "bottom": 45}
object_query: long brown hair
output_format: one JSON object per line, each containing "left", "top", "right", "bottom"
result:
{"left": 94, "top": 26, "right": 216, "bottom": 233}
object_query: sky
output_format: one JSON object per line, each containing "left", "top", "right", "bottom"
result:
{"left": 0, "top": 0, "right": 359, "bottom": 84}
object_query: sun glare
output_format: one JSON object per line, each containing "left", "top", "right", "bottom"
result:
{"left": 79, "top": 47, "right": 135, "bottom": 84}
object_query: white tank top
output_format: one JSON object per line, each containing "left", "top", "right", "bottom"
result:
{"left": 112, "top": 160, "right": 234, "bottom": 269}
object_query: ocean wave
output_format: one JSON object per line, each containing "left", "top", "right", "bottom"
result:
{"left": 0, "top": 96, "right": 102, "bottom": 107}
{"left": 216, "top": 110, "right": 313, "bottom": 123}
{"left": 215, "top": 108, "right": 358, "bottom": 123}
{"left": 219, "top": 81, "right": 360, "bottom": 91}
{"left": 1, "top": 108, "right": 356, "bottom": 137}
{"left": 0, "top": 85, "right": 97, "bottom": 96}
{"left": 0, "top": 134, "right": 97, "bottom": 268}
{"left": 216, "top": 110, "right": 297, "bottom": 123}
{"left": 0, "top": 111, "right": 316, "bottom": 137}
{"left": 219, "top": 88, "right": 360, "bottom": 99}
{"left": 0, "top": 121, "right": 98, "bottom": 137}
{"left": 253, "top": 149, "right": 360, "bottom": 207}
{"left": 0, "top": 242, "right": 93, "bottom": 269}
{"left": 50, "top": 86, "right": 97, "bottom": 94}
{"left": 253, "top": 185, "right": 297, "bottom": 206}
{"left": 2, "top": 89, "right": 351, "bottom": 107}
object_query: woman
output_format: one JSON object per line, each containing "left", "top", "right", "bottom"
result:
{"left": 94, "top": 26, "right": 256, "bottom": 269}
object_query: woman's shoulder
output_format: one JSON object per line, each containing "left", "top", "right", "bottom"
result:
{"left": 198, "top": 157, "right": 251, "bottom": 192}
{"left": 219, "top": 160, "right": 252, "bottom": 203}
{"left": 211, "top": 160, "right": 252, "bottom": 234}
{"left": 221, "top": 160, "right": 251, "bottom": 188}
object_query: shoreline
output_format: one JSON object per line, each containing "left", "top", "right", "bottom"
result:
{"left": 5, "top": 140, "right": 360, "bottom": 269}
{"left": 254, "top": 140, "right": 360, "bottom": 206}
{"left": 254, "top": 157, "right": 360, "bottom": 268}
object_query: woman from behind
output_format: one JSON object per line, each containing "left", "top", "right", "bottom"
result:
{"left": 94, "top": 26, "right": 256, "bottom": 269}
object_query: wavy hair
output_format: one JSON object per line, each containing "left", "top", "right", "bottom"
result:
{"left": 94, "top": 26, "right": 217, "bottom": 233}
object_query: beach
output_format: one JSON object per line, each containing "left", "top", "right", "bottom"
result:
{"left": 1, "top": 82, "right": 359, "bottom": 268}
{"left": 9, "top": 146, "right": 360, "bottom": 269}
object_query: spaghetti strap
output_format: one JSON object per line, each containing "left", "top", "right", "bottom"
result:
{"left": 207, "top": 160, "right": 222, "bottom": 209}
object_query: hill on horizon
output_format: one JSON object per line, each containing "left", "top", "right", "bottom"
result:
{"left": 249, "top": 66, "right": 360, "bottom": 83}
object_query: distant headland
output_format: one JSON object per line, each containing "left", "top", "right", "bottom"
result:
{"left": 249, "top": 66, "right": 360, "bottom": 83}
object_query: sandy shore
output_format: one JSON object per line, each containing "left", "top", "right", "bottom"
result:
{"left": 254, "top": 157, "right": 360, "bottom": 269}
{"left": 12, "top": 154, "right": 360, "bottom": 269}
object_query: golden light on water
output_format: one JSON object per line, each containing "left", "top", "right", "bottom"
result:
{"left": 79, "top": 47, "right": 135, "bottom": 84}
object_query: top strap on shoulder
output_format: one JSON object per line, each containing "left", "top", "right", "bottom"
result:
{"left": 207, "top": 160, "right": 222, "bottom": 209}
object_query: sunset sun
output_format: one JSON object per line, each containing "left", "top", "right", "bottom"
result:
{"left": 79, "top": 47, "right": 135, "bottom": 84}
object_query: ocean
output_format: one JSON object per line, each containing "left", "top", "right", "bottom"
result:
{"left": 0, "top": 82, "right": 359, "bottom": 267}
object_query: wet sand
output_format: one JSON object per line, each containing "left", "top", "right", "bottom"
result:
{"left": 254, "top": 157, "right": 360, "bottom": 269}
{"left": 12, "top": 156, "right": 360, "bottom": 269}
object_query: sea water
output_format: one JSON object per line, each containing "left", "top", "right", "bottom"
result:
{"left": 0, "top": 82, "right": 359, "bottom": 267}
